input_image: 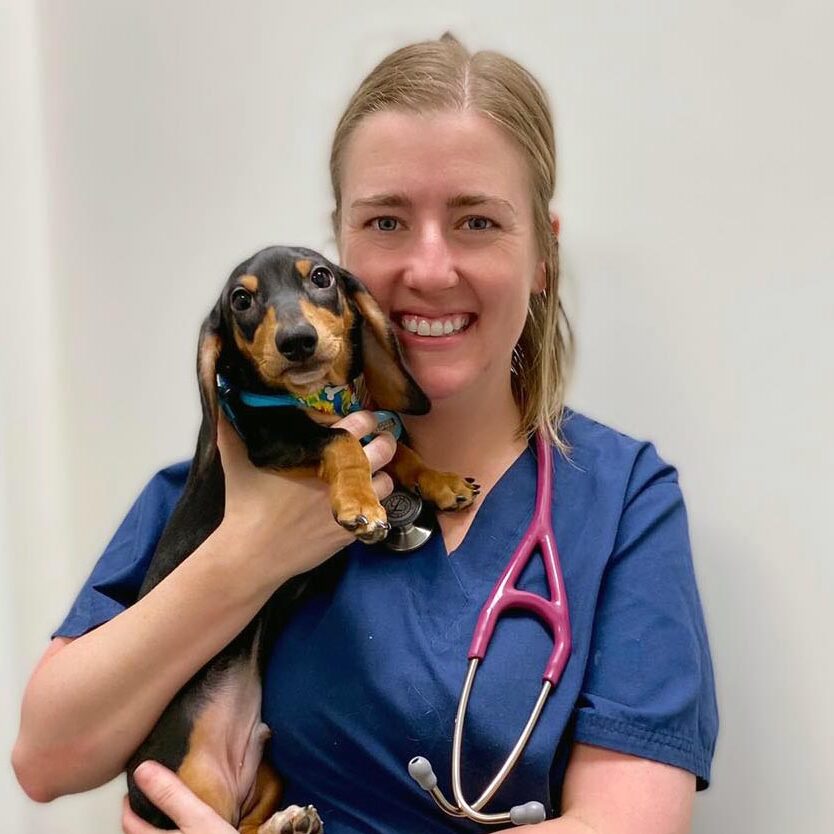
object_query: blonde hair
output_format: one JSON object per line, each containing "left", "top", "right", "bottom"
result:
{"left": 330, "top": 33, "right": 573, "bottom": 455}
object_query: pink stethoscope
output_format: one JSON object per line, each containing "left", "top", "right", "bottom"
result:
{"left": 407, "top": 432, "right": 572, "bottom": 827}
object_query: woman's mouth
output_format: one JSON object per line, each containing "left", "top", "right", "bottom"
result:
{"left": 395, "top": 313, "right": 474, "bottom": 338}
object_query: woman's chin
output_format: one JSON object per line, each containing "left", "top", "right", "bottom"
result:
{"left": 409, "top": 368, "right": 479, "bottom": 406}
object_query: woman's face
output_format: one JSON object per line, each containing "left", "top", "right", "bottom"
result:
{"left": 337, "top": 109, "right": 544, "bottom": 405}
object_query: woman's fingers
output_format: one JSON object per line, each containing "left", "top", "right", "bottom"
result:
{"left": 333, "top": 411, "right": 397, "bottom": 473}
{"left": 372, "top": 471, "right": 395, "bottom": 500}
{"left": 332, "top": 409, "right": 379, "bottom": 439}
{"left": 123, "top": 794, "right": 169, "bottom": 834}
{"left": 124, "top": 761, "right": 236, "bottom": 834}
{"left": 363, "top": 431, "right": 397, "bottom": 473}
{"left": 123, "top": 794, "right": 176, "bottom": 834}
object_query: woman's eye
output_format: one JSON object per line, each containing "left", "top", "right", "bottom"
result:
{"left": 372, "top": 217, "right": 399, "bottom": 232}
{"left": 463, "top": 216, "right": 495, "bottom": 231}
{"left": 231, "top": 288, "right": 252, "bottom": 311}
{"left": 310, "top": 266, "right": 334, "bottom": 289}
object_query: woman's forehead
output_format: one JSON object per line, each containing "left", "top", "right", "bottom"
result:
{"left": 340, "top": 109, "right": 531, "bottom": 206}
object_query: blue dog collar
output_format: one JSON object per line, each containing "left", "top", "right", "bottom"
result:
{"left": 215, "top": 374, "right": 402, "bottom": 443}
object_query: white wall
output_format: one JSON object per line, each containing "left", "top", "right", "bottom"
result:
{"left": 2, "top": 1, "right": 832, "bottom": 831}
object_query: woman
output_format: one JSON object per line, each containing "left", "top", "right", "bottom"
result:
{"left": 13, "top": 34, "right": 717, "bottom": 833}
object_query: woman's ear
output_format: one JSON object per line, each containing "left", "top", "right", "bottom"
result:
{"left": 533, "top": 260, "right": 547, "bottom": 294}
{"left": 533, "top": 211, "right": 561, "bottom": 294}
{"left": 195, "top": 298, "right": 225, "bottom": 470}
{"left": 341, "top": 271, "right": 430, "bottom": 415}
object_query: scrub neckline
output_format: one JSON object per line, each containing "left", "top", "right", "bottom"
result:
{"left": 442, "top": 438, "right": 535, "bottom": 559}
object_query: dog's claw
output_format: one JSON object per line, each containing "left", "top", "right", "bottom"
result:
{"left": 262, "top": 804, "right": 322, "bottom": 834}
{"left": 356, "top": 519, "right": 390, "bottom": 544}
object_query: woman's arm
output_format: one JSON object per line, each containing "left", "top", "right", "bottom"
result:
{"left": 513, "top": 743, "right": 696, "bottom": 834}
{"left": 12, "top": 412, "right": 395, "bottom": 802}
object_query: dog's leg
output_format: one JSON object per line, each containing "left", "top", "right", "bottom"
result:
{"left": 237, "top": 759, "right": 281, "bottom": 833}
{"left": 387, "top": 442, "right": 478, "bottom": 510}
{"left": 237, "top": 759, "right": 323, "bottom": 834}
{"left": 319, "top": 431, "right": 389, "bottom": 543}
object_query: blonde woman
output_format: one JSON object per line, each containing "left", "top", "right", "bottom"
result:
{"left": 14, "top": 35, "right": 717, "bottom": 834}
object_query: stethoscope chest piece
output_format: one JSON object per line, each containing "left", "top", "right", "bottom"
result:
{"left": 382, "top": 489, "right": 434, "bottom": 552}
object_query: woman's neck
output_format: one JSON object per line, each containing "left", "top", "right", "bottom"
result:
{"left": 402, "top": 378, "right": 528, "bottom": 482}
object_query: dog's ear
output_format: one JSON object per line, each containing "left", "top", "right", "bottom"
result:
{"left": 342, "top": 272, "right": 430, "bottom": 415}
{"left": 195, "top": 298, "right": 224, "bottom": 470}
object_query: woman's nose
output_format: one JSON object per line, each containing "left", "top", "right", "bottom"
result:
{"left": 402, "top": 225, "right": 458, "bottom": 292}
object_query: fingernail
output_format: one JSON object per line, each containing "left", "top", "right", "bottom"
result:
{"left": 134, "top": 760, "right": 157, "bottom": 780}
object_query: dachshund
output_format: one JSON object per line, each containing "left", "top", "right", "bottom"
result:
{"left": 125, "top": 245, "right": 478, "bottom": 833}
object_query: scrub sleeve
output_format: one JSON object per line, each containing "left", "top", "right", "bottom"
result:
{"left": 570, "top": 440, "right": 717, "bottom": 789}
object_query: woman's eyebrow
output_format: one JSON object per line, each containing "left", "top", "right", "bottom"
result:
{"left": 447, "top": 194, "right": 517, "bottom": 215}
{"left": 350, "top": 193, "right": 517, "bottom": 214}
{"left": 350, "top": 193, "right": 411, "bottom": 209}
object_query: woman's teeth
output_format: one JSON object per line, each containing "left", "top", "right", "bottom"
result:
{"left": 399, "top": 314, "right": 470, "bottom": 337}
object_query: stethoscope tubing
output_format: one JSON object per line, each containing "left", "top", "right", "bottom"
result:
{"left": 409, "top": 431, "right": 572, "bottom": 827}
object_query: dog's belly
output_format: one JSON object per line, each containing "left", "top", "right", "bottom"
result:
{"left": 177, "top": 656, "right": 271, "bottom": 825}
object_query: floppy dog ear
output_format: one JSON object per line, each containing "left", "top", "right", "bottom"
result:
{"left": 195, "top": 299, "right": 224, "bottom": 470}
{"left": 342, "top": 273, "right": 430, "bottom": 415}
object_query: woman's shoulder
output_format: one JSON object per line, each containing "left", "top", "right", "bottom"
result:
{"left": 556, "top": 406, "right": 681, "bottom": 503}
{"left": 142, "top": 459, "right": 191, "bottom": 503}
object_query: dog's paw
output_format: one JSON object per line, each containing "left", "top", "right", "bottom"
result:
{"left": 332, "top": 489, "right": 390, "bottom": 544}
{"left": 258, "top": 804, "right": 322, "bottom": 834}
{"left": 415, "top": 470, "right": 479, "bottom": 511}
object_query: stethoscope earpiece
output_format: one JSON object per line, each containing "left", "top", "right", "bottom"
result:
{"left": 381, "top": 489, "right": 434, "bottom": 552}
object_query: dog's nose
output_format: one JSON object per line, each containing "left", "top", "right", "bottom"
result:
{"left": 277, "top": 324, "right": 318, "bottom": 362}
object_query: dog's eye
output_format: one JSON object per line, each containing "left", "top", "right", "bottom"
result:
{"left": 310, "top": 266, "right": 334, "bottom": 289}
{"left": 231, "top": 288, "right": 253, "bottom": 311}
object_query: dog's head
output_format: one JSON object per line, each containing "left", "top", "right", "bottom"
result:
{"left": 196, "top": 245, "right": 429, "bottom": 464}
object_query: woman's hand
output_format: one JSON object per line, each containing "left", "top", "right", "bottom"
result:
{"left": 215, "top": 409, "right": 396, "bottom": 585}
{"left": 122, "top": 761, "right": 235, "bottom": 834}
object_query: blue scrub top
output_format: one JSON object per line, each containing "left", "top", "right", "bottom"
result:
{"left": 55, "top": 409, "right": 718, "bottom": 832}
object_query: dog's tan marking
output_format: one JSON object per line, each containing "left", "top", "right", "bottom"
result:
{"left": 174, "top": 647, "right": 269, "bottom": 830}
{"left": 295, "top": 259, "right": 313, "bottom": 278}
{"left": 176, "top": 714, "right": 238, "bottom": 825}
{"left": 320, "top": 432, "right": 388, "bottom": 542}
{"left": 298, "top": 297, "right": 353, "bottom": 384}
{"left": 238, "top": 760, "right": 283, "bottom": 834}
{"left": 240, "top": 274, "right": 259, "bottom": 293}
{"left": 233, "top": 308, "right": 285, "bottom": 386}
{"left": 331, "top": 303, "right": 355, "bottom": 384}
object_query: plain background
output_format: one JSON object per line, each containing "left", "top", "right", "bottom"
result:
{"left": 2, "top": 1, "right": 832, "bottom": 832}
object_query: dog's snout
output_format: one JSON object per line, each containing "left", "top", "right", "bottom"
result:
{"left": 277, "top": 324, "right": 318, "bottom": 362}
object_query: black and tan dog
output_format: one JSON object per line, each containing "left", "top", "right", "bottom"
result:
{"left": 126, "top": 246, "right": 477, "bottom": 833}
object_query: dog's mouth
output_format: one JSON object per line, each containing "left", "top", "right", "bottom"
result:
{"left": 282, "top": 362, "right": 329, "bottom": 389}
